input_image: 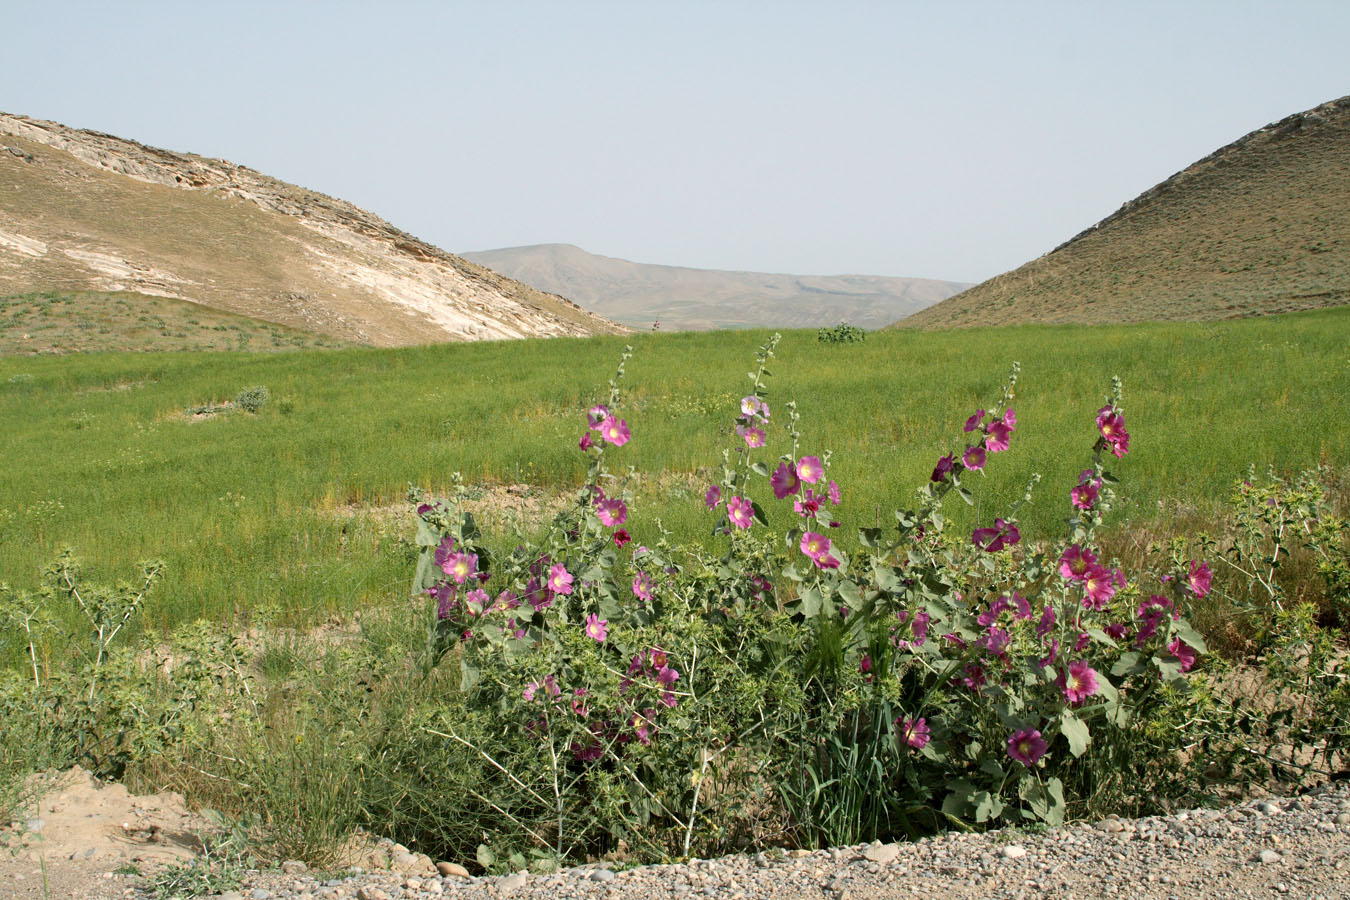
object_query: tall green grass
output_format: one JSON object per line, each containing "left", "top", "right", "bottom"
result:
{"left": 1, "top": 308, "right": 1346, "bottom": 641}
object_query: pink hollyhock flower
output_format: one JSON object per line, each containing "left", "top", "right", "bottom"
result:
{"left": 432, "top": 584, "right": 455, "bottom": 620}
{"left": 800, "top": 531, "right": 831, "bottom": 561}
{"left": 548, "top": 563, "right": 574, "bottom": 595}
{"left": 1002, "top": 408, "right": 1017, "bottom": 430}
{"left": 584, "top": 613, "right": 608, "bottom": 643}
{"left": 1082, "top": 565, "right": 1117, "bottom": 610}
{"left": 977, "top": 596, "right": 1009, "bottom": 627}
{"left": 444, "top": 551, "right": 478, "bottom": 584}
{"left": 587, "top": 404, "right": 609, "bottom": 428}
{"left": 738, "top": 425, "right": 767, "bottom": 448}
{"left": 812, "top": 549, "right": 841, "bottom": 570}
{"left": 1057, "top": 660, "right": 1100, "bottom": 704}
{"left": 727, "top": 495, "right": 754, "bottom": 529}
{"left": 859, "top": 654, "right": 872, "bottom": 675}
{"left": 1037, "top": 638, "right": 1060, "bottom": 669}
{"left": 614, "top": 529, "right": 631, "bottom": 548}
{"left": 740, "top": 395, "right": 761, "bottom": 417}
{"left": 632, "top": 571, "right": 653, "bottom": 601}
{"left": 464, "top": 588, "right": 490, "bottom": 616}
{"left": 897, "top": 716, "right": 931, "bottom": 750}
{"left": 1074, "top": 630, "right": 1091, "bottom": 652}
{"left": 794, "top": 489, "right": 822, "bottom": 517}
{"left": 961, "top": 664, "right": 987, "bottom": 690}
{"left": 964, "top": 409, "right": 986, "bottom": 432}
{"left": 1070, "top": 480, "right": 1099, "bottom": 510}
{"left": 579, "top": 432, "right": 594, "bottom": 451}
{"left": 1036, "top": 604, "right": 1056, "bottom": 638}
{"left": 797, "top": 456, "right": 824, "bottom": 484}
{"left": 1011, "top": 593, "right": 1032, "bottom": 620}
{"left": 972, "top": 518, "right": 1019, "bottom": 552}
{"left": 1007, "top": 729, "right": 1048, "bottom": 766}
{"left": 828, "top": 481, "right": 841, "bottom": 505}
{"left": 931, "top": 453, "right": 955, "bottom": 483}
{"left": 599, "top": 415, "right": 631, "bottom": 446}
{"left": 963, "top": 445, "right": 987, "bottom": 471}
{"left": 1168, "top": 637, "right": 1198, "bottom": 673}
{"left": 1096, "top": 406, "right": 1130, "bottom": 457}
{"left": 595, "top": 497, "right": 628, "bottom": 527}
{"left": 771, "top": 461, "right": 801, "bottom": 498}
{"left": 705, "top": 485, "right": 722, "bottom": 509}
{"left": 1058, "top": 545, "right": 1098, "bottom": 582}
{"left": 434, "top": 535, "right": 456, "bottom": 572}
{"left": 1188, "top": 560, "right": 1213, "bottom": 598}
{"left": 1104, "top": 623, "right": 1128, "bottom": 641}
{"left": 986, "top": 420, "right": 1013, "bottom": 453}
{"left": 981, "top": 626, "right": 1011, "bottom": 655}
{"left": 571, "top": 688, "right": 589, "bottom": 718}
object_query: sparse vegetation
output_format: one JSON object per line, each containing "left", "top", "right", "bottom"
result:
{"left": 816, "top": 322, "right": 866, "bottom": 343}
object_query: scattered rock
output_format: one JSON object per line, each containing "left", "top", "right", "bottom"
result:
{"left": 862, "top": 843, "right": 900, "bottom": 865}
{"left": 1001, "top": 844, "right": 1028, "bottom": 859}
{"left": 1258, "top": 849, "right": 1283, "bottom": 864}
{"left": 437, "top": 861, "right": 470, "bottom": 878}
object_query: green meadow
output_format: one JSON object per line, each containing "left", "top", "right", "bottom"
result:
{"left": 2, "top": 307, "right": 1347, "bottom": 641}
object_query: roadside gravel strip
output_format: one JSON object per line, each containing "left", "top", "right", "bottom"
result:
{"left": 46, "top": 784, "right": 1350, "bottom": 900}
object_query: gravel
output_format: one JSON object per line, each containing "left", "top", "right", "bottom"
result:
{"left": 216, "top": 785, "right": 1350, "bottom": 900}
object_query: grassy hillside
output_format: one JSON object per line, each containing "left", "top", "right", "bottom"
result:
{"left": 1, "top": 309, "right": 1346, "bottom": 641}
{"left": 899, "top": 95, "right": 1350, "bottom": 329}
{"left": 1, "top": 290, "right": 347, "bottom": 354}
{"left": 462, "top": 243, "right": 969, "bottom": 330}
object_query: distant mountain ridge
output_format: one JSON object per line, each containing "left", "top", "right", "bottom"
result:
{"left": 463, "top": 243, "right": 969, "bottom": 330}
{"left": 0, "top": 113, "right": 624, "bottom": 346}
{"left": 897, "top": 95, "right": 1350, "bottom": 329}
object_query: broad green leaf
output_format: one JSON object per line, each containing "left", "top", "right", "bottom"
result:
{"left": 1060, "top": 709, "right": 1090, "bottom": 757}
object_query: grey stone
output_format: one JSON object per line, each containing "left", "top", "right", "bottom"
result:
{"left": 862, "top": 843, "right": 900, "bottom": 865}
{"left": 282, "top": 859, "right": 308, "bottom": 874}
{"left": 1002, "top": 845, "right": 1028, "bottom": 859}
{"left": 500, "top": 871, "right": 528, "bottom": 892}
{"left": 590, "top": 868, "right": 616, "bottom": 881}
{"left": 1258, "top": 849, "right": 1283, "bottom": 864}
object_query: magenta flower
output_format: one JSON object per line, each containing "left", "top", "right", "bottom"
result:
{"left": 771, "top": 461, "right": 801, "bottom": 498}
{"left": 799, "top": 531, "right": 831, "bottom": 561}
{"left": 587, "top": 404, "right": 610, "bottom": 428}
{"left": 705, "top": 485, "right": 722, "bottom": 509}
{"left": 972, "top": 518, "right": 1019, "bottom": 552}
{"left": 579, "top": 432, "right": 595, "bottom": 451}
{"left": 1104, "top": 622, "right": 1128, "bottom": 641}
{"left": 964, "top": 409, "right": 986, "bottom": 433}
{"left": 1007, "top": 729, "right": 1049, "bottom": 766}
{"left": 433, "top": 535, "right": 456, "bottom": 572}
{"left": 595, "top": 497, "right": 628, "bottom": 527}
{"left": 599, "top": 415, "right": 631, "bottom": 446}
{"left": 1187, "top": 560, "right": 1213, "bottom": 598}
{"left": 796, "top": 456, "right": 824, "bottom": 484}
{"left": 1011, "top": 593, "right": 1032, "bottom": 620}
{"left": 1036, "top": 604, "right": 1056, "bottom": 638}
{"left": 986, "top": 420, "right": 1013, "bottom": 453}
{"left": 584, "top": 613, "right": 608, "bottom": 643}
{"left": 811, "top": 549, "right": 841, "bottom": 570}
{"left": 827, "top": 480, "right": 841, "bottom": 505}
{"left": 963, "top": 445, "right": 987, "bottom": 471}
{"left": 1057, "top": 660, "right": 1100, "bottom": 704}
{"left": 794, "top": 489, "right": 822, "bottom": 518}
{"left": 897, "top": 716, "right": 931, "bottom": 750}
{"left": 1168, "top": 637, "right": 1198, "bottom": 673}
{"left": 1058, "top": 545, "right": 1097, "bottom": 582}
{"left": 981, "top": 626, "right": 1011, "bottom": 655}
{"left": 930, "top": 453, "right": 955, "bottom": 483}
{"left": 1082, "top": 565, "right": 1117, "bottom": 610}
{"left": 632, "top": 571, "right": 653, "bottom": 601}
{"left": 464, "top": 588, "right": 490, "bottom": 616}
{"left": 1070, "top": 480, "right": 1099, "bottom": 510}
{"left": 444, "top": 551, "right": 478, "bottom": 584}
{"left": 614, "top": 529, "right": 631, "bottom": 548}
{"left": 548, "top": 563, "right": 574, "bottom": 595}
{"left": 1002, "top": 408, "right": 1017, "bottom": 429}
{"left": 740, "top": 426, "right": 766, "bottom": 448}
{"left": 1037, "top": 638, "right": 1060, "bottom": 669}
{"left": 727, "top": 495, "right": 754, "bottom": 529}
{"left": 1096, "top": 406, "right": 1130, "bottom": 457}
{"left": 961, "top": 664, "right": 986, "bottom": 690}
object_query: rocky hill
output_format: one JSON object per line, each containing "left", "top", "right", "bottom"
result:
{"left": 897, "top": 95, "right": 1350, "bottom": 329}
{"left": 463, "top": 243, "right": 969, "bottom": 331}
{"left": 0, "top": 113, "right": 625, "bottom": 346}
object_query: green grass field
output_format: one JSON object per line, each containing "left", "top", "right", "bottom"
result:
{"left": 1, "top": 307, "right": 1347, "bottom": 642}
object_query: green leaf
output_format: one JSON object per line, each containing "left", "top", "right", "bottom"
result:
{"left": 859, "top": 527, "right": 882, "bottom": 549}
{"left": 956, "top": 487, "right": 975, "bottom": 506}
{"left": 799, "top": 585, "right": 823, "bottom": 618}
{"left": 750, "top": 461, "right": 770, "bottom": 477}
{"left": 751, "top": 501, "right": 769, "bottom": 527}
{"left": 973, "top": 790, "right": 1004, "bottom": 823}
{"left": 837, "top": 580, "right": 864, "bottom": 611}
{"left": 1171, "top": 618, "right": 1209, "bottom": 655}
{"left": 1060, "top": 709, "right": 1090, "bottom": 757}
{"left": 1110, "top": 651, "right": 1141, "bottom": 677}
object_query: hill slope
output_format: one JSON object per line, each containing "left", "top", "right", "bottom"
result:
{"left": 0, "top": 113, "right": 625, "bottom": 346}
{"left": 463, "top": 243, "right": 969, "bottom": 330}
{"left": 897, "top": 95, "right": 1350, "bottom": 329}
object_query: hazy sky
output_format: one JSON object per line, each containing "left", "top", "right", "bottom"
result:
{"left": 5, "top": 1, "right": 1348, "bottom": 282}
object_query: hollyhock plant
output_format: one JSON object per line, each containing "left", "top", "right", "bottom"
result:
{"left": 986, "top": 419, "right": 1013, "bottom": 452}
{"left": 800, "top": 531, "right": 831, "bottom": 561}
{"left": 1070, "top": 478, "right": 1099, "bottom": 510}
{"left": 1168, "top": 637, "right": 1198, "bottom": 673}
{"left": 794, "top": 489, "right": 822, "bottom": 518}
{"left": 595, "top": 497, "right": 628, "bottom": 527}
{"left": 587, "top": 404, "right": 609, "bottom": 428}
{"left": 705, "top": 485, "right": 722, "bottom": 509}
{"left": 1096, "top": 406, "right": 1130, "bottom": 458}
{"left": 828, "top": 481, "right": 841, "bottom": 505}
{"left": 897, "top": 716, "right": 931, "bottom": 750}
{"left": 613, "top": 529, "right": 631, "bottom": 548}
{"left": 1007, "top": 729, "right": 1049, "bottom": 766}
{"left": 727, "top": 496, "right": 754, "bottom": 529}
{"left": 1057, "top": 660, "right": 1100, "bottom": 704}
{"left": 931, "top": 453, "right": 955, "bottom": 483}
{"left": 579, "top": 432, "right": 594, "bottom": 452}
{"left": 796, "top": 456, "right": 824, "bottom": 484}
{"left": 1082, "top": 565, "right": 1118, "bottom": 610}
{"left": 444, "top": 551, "right": 478, "bottom": 584}
{"left": 963, "top": 446, "right": 987, "bottom": 471}
{"left": 632, "top": 571, "right": 653, "bottom": 601}
{"left": 599, "top": 415, "right": 631, "bottom": 446}
{"left": 740, "top": 395, "right": 761, "bottom": 417}
{"left": 584, "top": 613, "right": 608, "bottom": 643}
{"left": 1188, "top": 560, "right": 1213, "bottom": 598}
{"left": 548, "top": 563, "right": 574, "bottom": 595}
{"left": 964, "top": 409, "right": 986, "bottom": 432}
{"left": 771, "top": 461, "right": 801, "bottom": 498}
{"left": 434, "top": 535, "right": 456, "bottom": 572}
{"left": 738, "top": 425, "right": 766, "bottom": 448}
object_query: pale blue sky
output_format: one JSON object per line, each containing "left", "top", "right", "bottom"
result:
{"left": 4, "top": 1, "right": 1347, "bottom": 282}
